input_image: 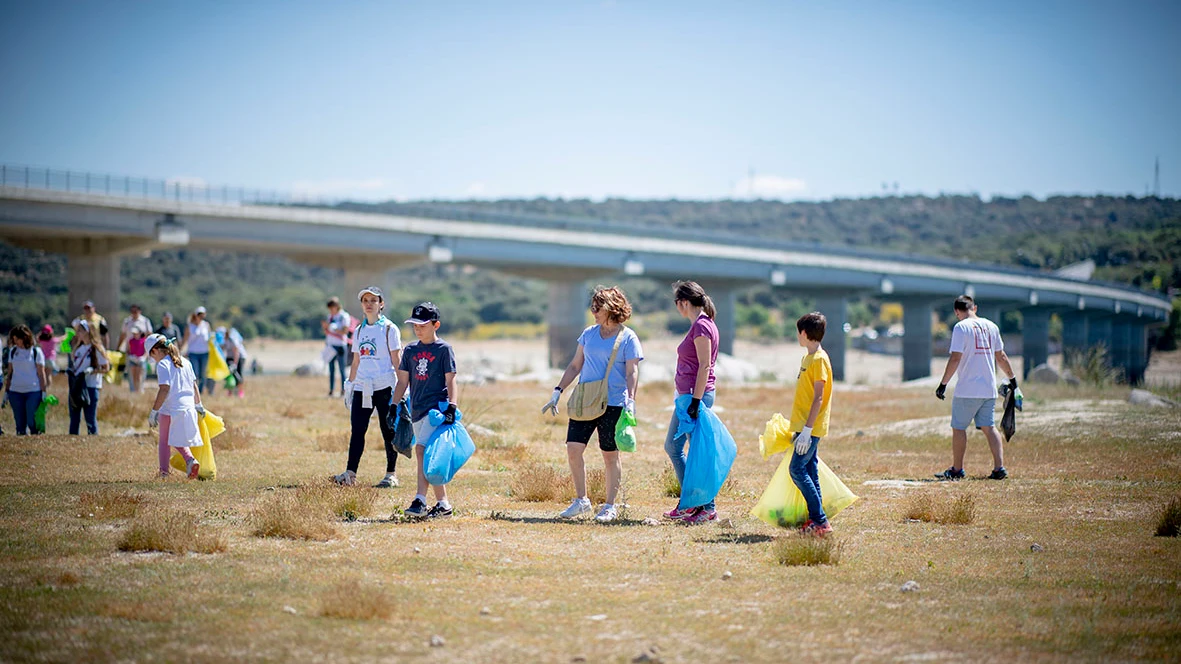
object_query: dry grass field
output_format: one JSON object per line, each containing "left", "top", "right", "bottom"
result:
{"left": 2, "top": 364, "right": 1179, "bottom": 662}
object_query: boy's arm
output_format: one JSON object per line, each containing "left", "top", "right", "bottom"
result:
{"left": 391, "top": 369, "right": 410, "bottom": 403}
{"left": 804, "top": 380, "right": 825, "bottom": 429}
{"left": 445, "top": 372, "right": 457, "bottom": 405}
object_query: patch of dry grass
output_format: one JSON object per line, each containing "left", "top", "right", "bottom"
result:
{"left": 659, "top": 466, "right": 681, "bottom": 498}
{"left": 280, "top": 402, "right": 305, "bottom": 419}
{"left": 315, "top": 430, "right": 350, "bottom": 452}
{"left": 295, "top": 481, "right": 380, "bottom": 520}
{"left": 509, "top": 462, "right": 567, "bottom": 502}
{"left": 318, "top": 580, "right": 396, "bottom": 620}
{"left": 771, "top": 534, "right": 842, "bottom": 566}
{"left": 904, "top": 492, "right": 977, "bottom": 525}
{"left": 96, "top": 394, "right": 152, "bottom": 428}
{"left": 100, "top": 601, "right": 176, "bottom": 623}
{"left": 1155, "top": 497, "right": 1181, "bottom": 537}
{"left": 117, "top": 510, "right": 227, "bottom": 554}
{"left": 216, "top": 424, "right": 255, "bottom": 451}
{"left": 251, "top": 492, "right": 340, "bottom": 541}
{"left": 79, "top": 489, "right": 147, "bottom": 519}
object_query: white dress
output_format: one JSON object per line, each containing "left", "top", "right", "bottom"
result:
{"left": 156, "top": 357, "right": 203, "bottom": 447}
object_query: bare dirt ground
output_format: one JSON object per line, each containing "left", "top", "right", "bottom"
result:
{"left": 1, "top": 349, "right": 1179, "bottom": 662}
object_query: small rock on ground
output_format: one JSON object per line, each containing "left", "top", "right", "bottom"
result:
{"left": 479, "top": 607, "right": 491, "bottom": 615}
{"left": 430, "top": 635, "right": 445, "bottom": 648}
{"left": 1129, "top": 389, "right": 1178, "bottom": 408}
{"left": 900, "top": 580, "right": 920, "bottom": 593}
{"left": 722, "top": 570, "right": 733, "bottom": 580}
{"left": 633, "top": 646, "right": 663, "bottom": 663}
{"left": 641, "top": 517, "right": 661, "bottom": 526}
{"left": 1030, "top": 543, "right": 1044, "bottom": 553}
{"left": 282, "top": 605, "right": 298, "bottom": 615}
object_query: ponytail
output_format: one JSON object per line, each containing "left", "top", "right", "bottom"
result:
{"left": 166, "top": 341, "right": 186, "bottom": 369}
{"left": 673, "top": 280, "right": 715, "bottom": 320}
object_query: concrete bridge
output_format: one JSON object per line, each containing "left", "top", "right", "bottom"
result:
{"left": 0, "top": 165, "right": 1171, "bottom": 384}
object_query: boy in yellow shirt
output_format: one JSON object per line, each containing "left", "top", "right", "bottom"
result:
{"left": 789, "top": 312, "right": 834, "bottom": 536}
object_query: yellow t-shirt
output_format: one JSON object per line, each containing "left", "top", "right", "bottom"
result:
{"left": 789, "top": 347, "right": 832, "bottom": 438}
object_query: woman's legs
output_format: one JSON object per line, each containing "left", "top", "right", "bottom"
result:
{"left": 83, "top": 388, "right": 99, "bottom": 434}
{"left": 662, "top": 391, "right": 716, "bottom": 509}
{"left": 129, "top": 363, "right": 143, "bottom": 393}
{"left": 601, "top": 449, "right": 621, "bottom": 504}
{"left": 187, "top": 353, "right": 208, "bottom": 394}
{"left": 567, "top": 442, "right": 588, "bottom": 499}
{"left": 373, "top": 389, "right": 398, "bottom": 474}
{"left": 346, "top": 390, "right": 373, "bottom": 473}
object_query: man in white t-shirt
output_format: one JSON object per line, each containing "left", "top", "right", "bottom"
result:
{"left": 934, "top": 295, "right": 1017, "bottom": 481}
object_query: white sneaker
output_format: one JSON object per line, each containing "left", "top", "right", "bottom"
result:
{"left": 558, "top": 497, "right": 592, "bottom": 519}
{"left": 332, "top": 470, "right": 356, "bottom": 486}
{"left": 594, "top": 504, "right": 618, "bottom": 523}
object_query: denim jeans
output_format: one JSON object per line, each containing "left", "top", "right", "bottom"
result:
{"left": 187, "top": 352, "right": 209, "bottom": 394}
{"left": 789, "top": 436, "right": 826, "bottom": 525}
{"left": 664, "top": 390, "right": 716, "bottom": 511}
{"left": 9, "top": 390, "right": 42, "bottom": 434}
{"left": 328, "top": 345, "right": 347, "bottom": 394}
{"left": 69, "top": 387, "right": 100, "bottom": 435}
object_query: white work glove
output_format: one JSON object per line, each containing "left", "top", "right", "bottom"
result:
{"left": 625, "top": 396, "right": 635, "bottom": 416}
{"left": 541, "top": 388, "right": 561, "bottom": 416}
{"left": 195, "top": 403, "right": 206, "bottom": 419}
{"left": 794, "top": 426, "right": 814, "bottom": 456}
{"left": 343, "top": 381, "right": 353, "bottom": 411}
{"left": 148, "top": 409, "right": 160, "bottom": 429}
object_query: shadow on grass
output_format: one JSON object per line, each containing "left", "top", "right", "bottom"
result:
{"left": 484, "top": 511, "right": 652, "bottom": 527}
{"left": 696, "top": 533, "right": 775, "bottom": 545}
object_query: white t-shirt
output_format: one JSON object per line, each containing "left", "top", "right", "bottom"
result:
{"left": 949, "top": 317, "right": 1004, "bottom": 399}
{"left": 187, "top": 321, "right": 211, "bottom": 354}
{"left": 351, "top": 316, "right": 401, "bottom": 388}
{"left": 71, "top": 343, "right": 107, "bottom": 389}
{"left": 122, "top": 315, "right": 153, "bottom": 342}
{"left": 7, "top": 346, "right": 45, "bottom": 393}
{"left": 155, "top": 356, "right": 197, "bottom": 415}
{"left": 326, "top": 311, "right": 352, "bottom": 347}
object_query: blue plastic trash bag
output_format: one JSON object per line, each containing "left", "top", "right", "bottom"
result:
{"left": 423, "top": 403, "right": 474, "bottom": 485}
{"left": 674, "top": 393, "right": 737, "bottom": 510}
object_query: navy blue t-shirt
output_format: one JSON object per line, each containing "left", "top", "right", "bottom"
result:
{"left": 399, "top": 339, "right": 457, "bottom": 421}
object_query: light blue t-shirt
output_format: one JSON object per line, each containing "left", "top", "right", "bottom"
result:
{"left": 577, "top": 325, "right": 644, "bottom": 407}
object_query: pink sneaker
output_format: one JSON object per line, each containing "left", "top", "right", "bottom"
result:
{"left": 663, "top": 506, "right": 695, "bottom": 521}
{"left": 801, "top": 521, "right": 832, "bottom": 537}
{"left": 186, "top": 459, "right": 201, "bottom": 480}
{"left": 681, "top": 507, "right": 717, "bottom": 525}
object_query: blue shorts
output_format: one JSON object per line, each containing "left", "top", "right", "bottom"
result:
{"left": 951, "top": 397, "right": 996, "bottom": 430}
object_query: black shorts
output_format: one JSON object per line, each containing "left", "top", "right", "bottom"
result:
{"left": 565, "top": 406, "right": 624, "bottom": 451}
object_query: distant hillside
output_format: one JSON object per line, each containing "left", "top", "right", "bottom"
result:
{"left": 3, "top": 194, "right": 1178, "bottom": 345}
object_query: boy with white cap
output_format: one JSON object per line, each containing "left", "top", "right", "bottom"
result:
{"left": 144, "top": 332, "right": 206, "bottom": 479}
{"left": 333, "top": 286, "right": 403, "bottom": 488}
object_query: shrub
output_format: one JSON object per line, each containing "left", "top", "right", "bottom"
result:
{"left": 771, "top": 535, "right": 842, "bottom": 566}
{"left": 509, "top": 462, "right": 566, "bottom": 502}
{"left": 1065, "top": 345, "right": 1124, "bottom": 388}
{"left": 118, "top": 510, "right": 226, "bottom": 554}
{"left": 97, "top": 394, "right": 152, "bottom": 429}
{"left": 296, "top": 481, "right": 379, "bottom": 520}
{"left": 280, "top": 402, "right": 305, "bottom": 419}
{"left": 318, "top": 580, "right": 396, "bottom": 620}
{"left": 904, "top": 492, "right": 976, "bottom": 525}
{"left": 216, "top": 424, "right": 255, "bottom": 451}
{"left": 79, "top": 490, "right": 147, "bottom": 519}
{"left": 660, "top": 467, "right": 681, "bottom": 498}
{"left": 1155, "top": 497, "right": 1181, "bottom": 537}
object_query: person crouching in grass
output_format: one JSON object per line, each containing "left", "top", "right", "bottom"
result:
{"left": 789, "top": 312, "right": 834, "bottom": 537}
{"left": 144, "top": 334, "right": 205, "bottom": 479}
{"left": 391, "top": 302, "right": 458, "bottom": 520}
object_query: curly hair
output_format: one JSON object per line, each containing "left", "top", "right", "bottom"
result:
{"left": 591, "top": 285, "right": 633, "bottom": 324}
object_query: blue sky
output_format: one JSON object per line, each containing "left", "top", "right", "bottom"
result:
{"left": 1, "top": 1, "right": 1178, "bottom": 201}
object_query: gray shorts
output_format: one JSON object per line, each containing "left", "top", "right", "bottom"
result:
{"left": 412, "top": 417, "right": 439, "bottom": 447}
{"left": 951, "top": 397, "right": 996, "bottom": 430}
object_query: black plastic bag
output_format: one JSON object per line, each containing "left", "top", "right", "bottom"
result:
{"left": 998, "top": 383, "right": 1017, "bottom": 442}
{"left": 386, "top": 397, "right": 415, "bottom": 458}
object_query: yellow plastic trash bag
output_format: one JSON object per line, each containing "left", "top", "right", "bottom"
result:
{"left": 758, "top": 412, "right": 794, "bottom": 459}
{"left": 105, "top": 351, "right": 126, "bottom": 385}
{"left": 205, "top": 338, "right": 231, "bottom": 381}
{"left": 170, "top": 411, "right": 223, "bottom": 480}
{"left": 750, "top": 454, "right": 858, "bottom": 528}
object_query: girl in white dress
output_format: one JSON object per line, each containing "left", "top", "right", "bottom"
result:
{"left": 144, "top": 333, "right": 206, "bottom": 479}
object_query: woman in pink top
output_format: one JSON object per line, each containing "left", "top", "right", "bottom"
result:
{"left": 663, "top": 281, "right": 721, "bottom": 523}
{"left": 37, "top": 325, "right": 61, "bottom": 379}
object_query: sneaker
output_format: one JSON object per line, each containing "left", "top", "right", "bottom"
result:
{"left": 374, "top": 474, "right": 399, "bottom": 489}
{"left": 934, "top": 467, "right": 965, "bottom": 481}
{"left": 332, "top": 470, "right": 357, "bottom": 486}
{"left": 798, "top": 519, "right": 814, "bottom": 533}
{"left": 663, "top": 506, "right": 695, "bottom": 521}
{"left": 682, "top": 507, "right": 717, "bottom": 525}
{"left": 186, "top": 459, "right": 200, "bottom": 480}
{"left": 988, "top": 467, "right": 1008, "bottom": 480}
{"left": 405, "top": 498, "right": 429, "bottom": 519}
{"left": 427, "top": 502, "right": 453, "bottom": 520}
{"left": 558, "top": 498, "right": 592, "bottom": 519}
{"left": 594, "top": 504, "right": 618, "bottom": 523}
{"left": 802, "top": 521, "right": 833, "bottom": 537}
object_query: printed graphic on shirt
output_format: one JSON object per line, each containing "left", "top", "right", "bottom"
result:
{"left": 357, "top": 340, "right": 378, "bottom": 358}
{"left": 413, "top": 351, "right": 434, "bottom": 380}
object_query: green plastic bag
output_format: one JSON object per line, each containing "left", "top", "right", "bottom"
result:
{"left": 615, "top": 410, "right": 637, "bottom": 453}
{"left": 35, "top": 394, "right": 59, "bottom": 432}
{"left": 58, "top": 329, "right": 75, "bottom": 355}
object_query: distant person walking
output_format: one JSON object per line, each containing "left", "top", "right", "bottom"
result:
{"left": 37, "top": 325, "right": 63, "bottom": 377}
{"left": 68, "top": 320, "right": 109, "bottom": 435}
{"left": 662, "top": 281, "right": 722, "bottom": 523}
{"left": 154, "top": 312, "right": 182, "bottom": 345}
{"left": 3, "top": 325, "right": 48, "bottom": 435}
{"left": 934, "top": 295, "right": 1017, "bottom": 480}
{"left": 74, "top": 300, "right": 110, "bottom": 350}
{"left": 116, "top": 303, "right": 153, "bottom": 393}
{"left": 322, "top": 296, "right": 353, "bottom": 397}
{"left": 221, "top": 325, "right": 248, "bottom": 398}
{"left": 182, "top": 307, "right": 212, "bottom": 394}
{"left": 542, "top": 286, "right": 643, "bottom": 523}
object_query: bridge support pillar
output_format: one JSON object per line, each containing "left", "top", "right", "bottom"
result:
{"left": 341, "top": 265, "right": 396, "bottom": 319}
{"left": 1061, "top": 312, "right": 1088, "bottom": 359}
{"left": 812, "top": 294, "right": 848, "bottom": 382}
{"left": 67, "top": 253, "right": 121, "bottom": 327}
{"left": 1110, "top": 320, "right": 1133, "bottom": 383}
{"left": 901, "top": 298, "right": 933, "bottom": 381}
{"left": 711, "top": 287, "right": 737, "bottom": 356}
{"left": 1126, "top": 322, "right": 1148, "bottom": 386}
{"left": 1021, "top": 308, "right": 1051, "bottom": 379}
{"left": 1086, "top": 315, "right": 1113, "bottom": 354}
{"left": 547, "top": 279, "right": 589, "bottom": 369}
{"left": 978, "top": 304, "right": 1005, "bottom": 327}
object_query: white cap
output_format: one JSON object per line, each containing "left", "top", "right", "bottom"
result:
{"left": 143, "top": 333, "right": 168, "bottom": 356}
{"left": 195, "top": 306, "right": 207, "bottom": 315}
